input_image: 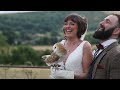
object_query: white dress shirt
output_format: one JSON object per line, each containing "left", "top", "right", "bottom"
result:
{"left": 93, "top": 39, "right": 117, "bottom": 57}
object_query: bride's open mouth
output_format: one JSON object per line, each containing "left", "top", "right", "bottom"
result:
{"left": 66, "top": 29, "right": 72, "bottom": 32}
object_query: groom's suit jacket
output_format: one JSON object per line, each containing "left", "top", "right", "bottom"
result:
{"left": 91, "top": 42, "right": 120, "bottom": 79}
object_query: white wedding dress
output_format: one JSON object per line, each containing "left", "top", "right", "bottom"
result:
{"left": 50, "top": 40, "right": 87, "bottom": 79}
{"left": 61, "top": 40, "right": 87, "bottom": 75}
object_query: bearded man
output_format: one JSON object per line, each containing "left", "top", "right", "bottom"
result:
{"left": 88, "top": 14, "right": 120, "bottom": 79}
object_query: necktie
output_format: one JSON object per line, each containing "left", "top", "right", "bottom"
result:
{"left": 94, "top": 44, "right": 104, "bottom": 58}
{"left": 96, "top": 44, "right": 104, "bottom": 50}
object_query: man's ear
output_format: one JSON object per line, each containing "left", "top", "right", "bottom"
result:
{"left": 113, "top": 28, "right": 120, "bottom": 35}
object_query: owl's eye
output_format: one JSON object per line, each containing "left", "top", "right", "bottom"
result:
{"left": 54, "top": 47, "right": 56, "bottom": 49}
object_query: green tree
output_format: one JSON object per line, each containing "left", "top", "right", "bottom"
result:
{"left": 85, "top": 32, "right": 99, "bottom": 44}
{"left": 0, "top": 34, "right": 8, "bottom": 46}
{"left": 11, "top": 45, "right": 45, "bottom": 66}
{"left": 2, "top": 31, "right": 20, "bottom": 45}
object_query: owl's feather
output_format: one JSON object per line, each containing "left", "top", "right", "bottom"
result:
{"left": 42, "top": 52, "right": 60, "bottom": 63}
{"left": 42, "top": 42, "right": 67, "bottom": 66}
{"left": 53, "top": 43, "right": 67, "bottom": 56}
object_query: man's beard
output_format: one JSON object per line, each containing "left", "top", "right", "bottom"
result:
{"left": 93, "top": 26, "right": 116, "bottom": 40}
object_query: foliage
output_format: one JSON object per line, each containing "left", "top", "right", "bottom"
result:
{"left": 85, "top": 32, "right": 99, "bottom": 44}
{"left": 2, "top": 30, "right": 21, "bottom": 45}
{"left": 0, "top": 11, "right": 107, "bottom": 45}
{"left": 0, "top": 45, "right": 52, "bottom": 66}
{"left": 0, "top": 33, "right": 8, "bottom": 46}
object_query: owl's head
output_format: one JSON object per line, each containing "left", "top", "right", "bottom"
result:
{"left": 53, "top": 42, "right": 67, "bottom": 57}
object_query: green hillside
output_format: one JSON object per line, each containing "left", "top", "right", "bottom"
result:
{"left": 0, "top": 11, "right": 107, "bottom": 32}
{"left": 0, "top": 11, "right": 108, "bottom": 45}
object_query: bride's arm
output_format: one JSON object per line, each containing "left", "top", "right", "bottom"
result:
{"left": 74, "top": 41, "right": 93, "bottom": 79}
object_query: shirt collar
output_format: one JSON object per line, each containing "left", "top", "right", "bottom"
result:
{"left": 101, "top": 39, "right": 117, "bottom": 48}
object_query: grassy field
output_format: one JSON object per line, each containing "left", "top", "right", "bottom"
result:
{"left": 0, "top": 67, "right": 51, "bottom": 79}
{"left": 0, "top": 45, "right": 96, "bottom": 79}
{"left": 32, "top": 46, "right": 53, "bottom": 51}
{"left": 32, "top": 45, "right": 96, "bottom": 51}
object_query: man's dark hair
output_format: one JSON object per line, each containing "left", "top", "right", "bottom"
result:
{"left": 112, "top": 13, "right": 120, "bottom": 38}
{"left": 112, "top": 13, "right": 120, "bottom": 27}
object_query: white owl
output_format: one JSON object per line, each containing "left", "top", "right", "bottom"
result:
{"left": 42, "top": 42, "right": 67, "bottom": 66}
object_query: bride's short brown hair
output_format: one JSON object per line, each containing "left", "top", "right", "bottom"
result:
{"left": 63, "top": 13, "right": 88, "bottom": 39}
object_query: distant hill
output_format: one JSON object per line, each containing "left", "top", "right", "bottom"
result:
{"left": 0, "top": 11, "right": 108, "bottom": 34}
{"left": 0, "top": 11, "right": 113, "bottom": 45}
{"left": 102, "top": 11, "right": 120, "bottom": 14}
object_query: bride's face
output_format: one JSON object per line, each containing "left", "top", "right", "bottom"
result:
{"left": 63, "top": 20, "right": 78, "bottom": 38}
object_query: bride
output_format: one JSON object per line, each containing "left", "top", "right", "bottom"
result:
{"left": 49, "top": 13, "right": 93, "bottom": 79}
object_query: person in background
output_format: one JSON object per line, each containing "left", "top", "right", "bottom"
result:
{"left": 88, "top": 14, "right": 120, "bottom": 79}
{"left": 49, "top": 13, "right": 93, "bottom": 79}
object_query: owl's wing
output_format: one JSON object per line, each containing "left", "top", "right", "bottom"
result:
{"left": 42, "top": 55, "right": 50, "bottom": 64}
{"left": 48, "top": 52, "right": 60, "bottom": 63}
{"left": 42, "top": 55, "right": 50, "bottom": 60}
{"left": 42, "top": 55, "right": 52, "bottom": 66}
{"left": 42, "top": 52, "right": 60, "bottom": 64}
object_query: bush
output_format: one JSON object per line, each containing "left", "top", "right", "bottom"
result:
{"left": 0, "top": 45, "right": 52, "bottom": 66}
{"left": 85, "top": 32, "right": 99, "bottom": 44}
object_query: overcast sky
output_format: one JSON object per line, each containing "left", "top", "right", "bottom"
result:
{"left": 0, "top": 11, "right": 37, "bottom": 14}
{"left": 0, "top": 11, "right": 120, "bottom": 14}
